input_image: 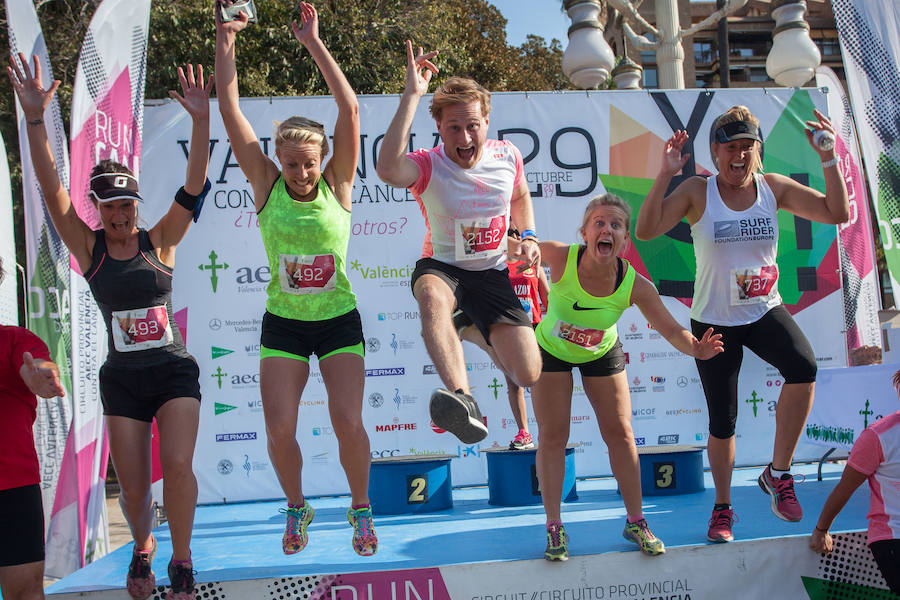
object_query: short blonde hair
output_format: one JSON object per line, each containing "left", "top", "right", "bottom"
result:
{"left": 274, "top": 116, "right": 329, "bottom": 158}
{"left": 429, "top": 77, "right": 491, "bottom": 121}
{"left": 580, "top": 193, "right": 632, "bottom": 236}
{"left": 710, "top": 106, "right": 762, "bottom": 173}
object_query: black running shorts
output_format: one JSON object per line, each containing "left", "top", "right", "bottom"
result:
{"left": 100, "top": 355, "right": 201, "bottom": 422}
{"left": 0, "top": 484, "right": 44, "bottom": 566}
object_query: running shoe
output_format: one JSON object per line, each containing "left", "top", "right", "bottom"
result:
{"left": 165, "top": 560, "right": 196, "bottom": 600}
{"left": 509, "top": 430, "right": 535, "bottom": 450}
{"left": 280, "top": 501, "right": 314, "bottom": 554}
{"left": 707, "top": 506, "right": 736, "bottom": 543}
{"left": 430, "top": 388, "right": 488, "bottom": 443}
{"left": 544, "top": 523, "right": 569, "bottom": 561}
{"left": 126, "top": 535, "right": 157, "bottom": 600}
{"left": 347, "top": 506, "right": 378, "bottom": 556}
{"left": 758, "top": 464, "right": 803, "bottom": 522}
{"left": 451, "top": 309, "right": 473, "bottom": 338}
{"left": 622, "top": 518, "right": 666, "bottom": 556}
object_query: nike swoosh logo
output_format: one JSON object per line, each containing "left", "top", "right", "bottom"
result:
{"left": 572, "top": 301, "right": 601, "bottom": 311}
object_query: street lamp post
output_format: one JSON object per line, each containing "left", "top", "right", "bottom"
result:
{"left": 562, "top": 0, "right": 616, "bottom": 89}
{"left": 765, "top": 0, "right": 821, "bottom": 87}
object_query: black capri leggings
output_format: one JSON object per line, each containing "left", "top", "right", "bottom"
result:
{"left": 691, "top": 305, "right": 816, "bottom": 439}
{"left": 870, "top": 539, "right": 900, "bottom": 594}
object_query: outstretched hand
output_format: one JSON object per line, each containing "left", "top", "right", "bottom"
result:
{"left": 7, "top": 52, "right": 60, "bottom": 120}
{"left": 512, "top": 239, "right": 540, "bottom": 273}
{"left": 804, "top": 109, "right": 836, "bottom": 159}
{"left": 215, "top": 0, "right": 250, "bottom": 34}
{"left": 405, "top": 40, "right": 438, "bottom": 98}
{"left": 692, "top": 327, "right": 724, "bottom": 360}
{"left": 661, "top": 130, "right": 691, "bottom": 176}
{"left": 291, "top": 2, "right": 319, "bottom": 46}
{"left": 169, "top": 64, "right": 213, "bottom": 121}
{"left": 20, "top": 352, "right": 65, "bottom": 399}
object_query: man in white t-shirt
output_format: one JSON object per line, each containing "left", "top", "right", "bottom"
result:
{"left": 377, "top": 41, "right": 542, "bottom": 444}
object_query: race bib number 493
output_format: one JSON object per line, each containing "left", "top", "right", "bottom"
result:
{"left": 112, "top": 305, "right": 173, "bottom": 352}
{"left": 279, "top": 254, "right": 337, "bottom": 295}
{"left": 455, "top": 215, "right": 507, "bottom": 261}
{"left": 732, "top": 265, "right": 778, "bottom": 305}
{"left": 552, "top": 320, "right": 605, "bottom": 351}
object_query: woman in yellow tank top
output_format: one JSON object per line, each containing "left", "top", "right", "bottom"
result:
{"left": 533, "top": 194, "right": 723, "bottom": 561}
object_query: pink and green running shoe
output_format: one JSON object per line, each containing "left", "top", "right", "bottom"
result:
{"left": 280, "top": 501, "right": 314, "bottom": 554}
{"left": 622, "top": 518, "right": 666, "bottom": 556}
{"left": 544, "top": 522, "right": 569, "bottom": 561}
{"left": 347, "top": 506, "right": 378, "bottom": 556}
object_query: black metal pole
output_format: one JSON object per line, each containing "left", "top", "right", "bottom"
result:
{"left": 717, "top": 0, "right": 731, "bottom": 87}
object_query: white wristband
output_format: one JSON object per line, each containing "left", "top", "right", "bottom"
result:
{"left": 821, "top": 156, "right": 839, "bottom": 169}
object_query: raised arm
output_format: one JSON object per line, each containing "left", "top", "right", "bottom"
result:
{"left": 215, "top": 1, "right": 277, "bottom": 204}
{"left": 375, "top": 40, "right": 437, "bottom": 188}
{"left": 150, "top": 64, "right": 212, "bottom": 263}
{"left": 634, "top": 130, "right": 702, "bottom": 241}
{"left": 630, "top": 274, "right": 723, "bottom": 359}
{"left": 769, "top": 109, "right": 849, "bottom": 225}
{"left": 291, "top": 3, "right": 359, "bottom": 210}
{"left": 8, "top": 53, "right": 93, "bottom": 270}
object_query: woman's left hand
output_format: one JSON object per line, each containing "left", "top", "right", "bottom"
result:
{"left": 291, "top": 2, "right": 319, "bottom": 46}
{"left": 692, "top": 327, "right": 724, "bottom": 360}
{"left": 512, "top": 238, "right": 540, "bottom": 272}
{"left": 804, "top": 109, "right": 836, "bottom": 160}
{"left": 169, "top": 64, "right": 212, "bottom": 121}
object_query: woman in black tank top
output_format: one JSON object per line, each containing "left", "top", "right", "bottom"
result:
{"left": 11, "top": 56, "right": 212, "bottom": 598}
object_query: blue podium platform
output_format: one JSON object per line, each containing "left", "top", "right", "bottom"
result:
{"left": 44, "top": 463, "right": 879, "bottom": 599}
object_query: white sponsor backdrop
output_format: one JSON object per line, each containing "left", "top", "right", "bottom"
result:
{"left": 140, "top": 89, "right": 846, "bottom": 503}
{"left": 0, "top": 131, "right": 17, "bottom": 324}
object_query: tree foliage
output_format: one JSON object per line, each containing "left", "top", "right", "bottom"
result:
{"left": 0, "top": 0, "right": 569, "bottom": 278}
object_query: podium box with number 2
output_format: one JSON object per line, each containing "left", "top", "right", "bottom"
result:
{"left": 636, "top": 445, "right": 705, "bottom": 496}
{"left": 368, "top": 454, "right": 456, "bottom": 515}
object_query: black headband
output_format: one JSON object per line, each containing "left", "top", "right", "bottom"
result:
{"left": 711, "top": 120, "right": 762, "bottom": 145}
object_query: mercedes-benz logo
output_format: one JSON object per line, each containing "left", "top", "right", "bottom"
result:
{"left": 209, "top": 318, "right": 222, "bottom": 331}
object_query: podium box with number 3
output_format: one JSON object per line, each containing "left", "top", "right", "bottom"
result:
{"left": 368, "top": 454, "right": 456, "bottom": 515}
{"left": 636, "top": 445, "right": 705, "bottom": 496}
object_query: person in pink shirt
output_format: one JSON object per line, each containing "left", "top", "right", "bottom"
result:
{"left": 377, "top": 42, "right": 542, "bottom": 445}
{"left": 810, "top": 370, "right": 900, "bottom": 594}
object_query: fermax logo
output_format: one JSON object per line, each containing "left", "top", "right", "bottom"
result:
{"left": 216, "top": 432, "right": 257, "bottom": 442}
{"left": 365, "top": 367, "right": 405, "bottom": 377}
{"left": 199, "top": 250, "right": 229, "bottom": 292}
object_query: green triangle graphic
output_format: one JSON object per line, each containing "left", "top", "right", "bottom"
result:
{"left": 211, "top": 346, "right": 234, "bottom": 359}
{"left": 214, "top": 402, "right": 237, "bottom": 415}
{"left": 801, "top": 575, "right": 898, "bottom": 599}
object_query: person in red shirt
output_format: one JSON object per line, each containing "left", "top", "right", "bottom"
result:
{"left": 0, "top": 258, "right": 64, "bottom": 600}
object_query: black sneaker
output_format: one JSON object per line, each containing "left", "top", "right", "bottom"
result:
{"left": 430, "top": 388, "right": 488, "bottom": 443}
{"left": 165, "top": 560, "right": 196, "bottom": 600}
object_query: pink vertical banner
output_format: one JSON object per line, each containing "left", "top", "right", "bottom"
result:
{"left": 68, "top": 0, "right": 151, "bottom": 568}
{"left": 815, "top": 66, "right": 882, "bottom": 361}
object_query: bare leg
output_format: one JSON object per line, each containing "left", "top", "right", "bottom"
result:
{"left": 106, "top": 416, "right": 154, "bottom": 550}
{"left": 0, "top": 561, "right": 45, "bottom": 600}
{"left": 708, "top": 434, "right": 735, "bottom": 505}
{"left": 320, "top": 352, "right": 370, "bottom": 505}
{"left": 531, "top": 371, "right": 573, "bottom": 523}
{"left": 155, "top": 397, "right": 200, "bottom": 562}
{"left": 414, "top": 275, "right": 468, "bottom": 392}
{"left": 583, "top": 372, "right": 643, "bottom": 516}
{"left": 488, "top": 323, "right": 541, "bottom": 388}
{"left": 259, "top": 356, "right": 310, "bottom": 505}
{"left": 772, "top": 382, "right": 815, "bottom": 470}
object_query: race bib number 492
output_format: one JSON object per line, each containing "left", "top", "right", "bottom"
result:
{"left": 455, "top": 215, "right": 507, "bottom": 261}
{"left": 731, "top": 265, "right": 778, "bottom": 305}
{"left": 552, "top": 320, "right": 605, "bottom": 351}
{"left": 279, "top": 254, "right": 337, "bottom": 295}
{"left": 112, "top": 305, "right": 173, "bottom": 352}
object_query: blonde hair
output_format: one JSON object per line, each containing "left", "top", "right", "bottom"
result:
{"left": 429, "top": 77, "right": 491, "bottom": 121}
{"left": 274, "top": 116, "right": 329, "bottom": 158}
{"left": 710, "top": 106, "right": 762, "bottom": 174}
{"left": 580, "top": 193, "right": 632, "bottom": 236}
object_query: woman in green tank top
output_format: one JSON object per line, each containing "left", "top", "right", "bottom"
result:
{"left": 532, "top": 194, "right": 723, "bottom": 562}
{"left": 215, "top": 2, "right": 376, "bottom": 556}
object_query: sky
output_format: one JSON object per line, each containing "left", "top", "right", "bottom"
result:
{"left": 490, "top": 0, "right": 571, "bottom": 47}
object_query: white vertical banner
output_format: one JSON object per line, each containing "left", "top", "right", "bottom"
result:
{"left": 5, "top": 0, "right": 79, "bottom": 578}
{"left": 833, "top": 0, "right": 900, "bottom": 299}
{"left": 66, "top": 0, "right": 152, "bottom": 569}
{"left": 0, "top": 131, "right": 17, "bottom": 325}
{"left": 815, "top": 66, "right": 881, "bottom": 356}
